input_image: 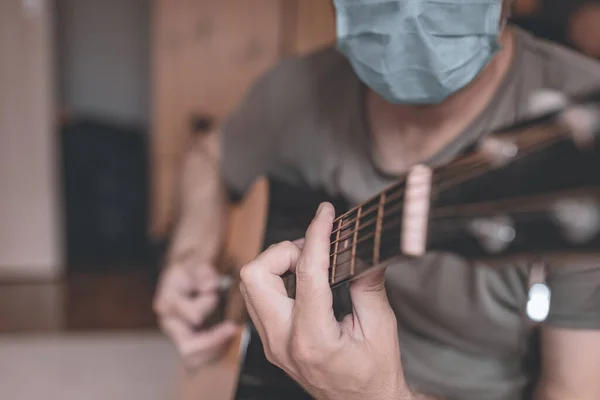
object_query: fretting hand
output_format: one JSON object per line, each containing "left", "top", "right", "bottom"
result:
{"left": 239, "top": 202, "right": 411, "bottom": 400}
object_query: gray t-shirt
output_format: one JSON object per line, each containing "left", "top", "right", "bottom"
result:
{"left": 222, "top": 27, "right": 600, "bottom": 400}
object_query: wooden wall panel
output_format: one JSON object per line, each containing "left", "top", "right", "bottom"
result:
{"left": 151, "top": 0, "right": 281, "bottom": 238}
{"left": 292, "top": 0, "right": 335, "bottom": 55}
{"left": 151, "top": 0, "right": 337, "bottom": 238}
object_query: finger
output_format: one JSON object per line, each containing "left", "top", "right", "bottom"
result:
{"left": 179, "top": 321, "right": 238, "bottom": 361}
{"left": 293, "top": 238, "right": 305, "bottom": 250}
{"left": 350, "top": 268, "right": 395, "bottom": 329}
{"left": 239, "top": 243, "right": 297, "bottom": 332}
{"left": 191, "top": 265, "right": 220, "bottom": 293}
{"left": 239, "top": 282, "right": 268, "bottom": 345}
{"left": 293, "top": 203, "right": 339, "bottom": 335}
{"left": 157, "top": 267, "right": 195, "bottom": 302}
{"left": 160, "top": 316, "right": 194, "bottom": 346}
{"left": 249, "top": 240, "right": 303, "bottom": 278}
{"left": 173, "top": 293, "right": 219, "bottom": 326}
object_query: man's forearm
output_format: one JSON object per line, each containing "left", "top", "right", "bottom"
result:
{"left": 167, "top": 133, "right": 226, "bottom": 265}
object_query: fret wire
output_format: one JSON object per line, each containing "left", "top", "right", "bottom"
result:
{"left": 330, "top": 161, "right": 471, "bottom": 238}
{"left": 331, "top": 201, "right": 404, "bottom": 247}
{"left": 374, "top": 193, "right": 385, "bottom": 265}
{"left": 329, "top": 158, "right": 486, "bottom": 245}
{"left": 331, "top": 218, "right": 342, "bottom": 285}
{"left": 331, "top": 185, "right": 600, "bottom": 264}
{"left": 333, "top": 231, "right": 401, "bottom": 282}
{"left": 330, "top": 215, "right": 403, "bottom": 259}
{"left": 331, "top": 188, "right": 404, "bottom": 236}
{"left": 350, "top": 207, "right": 362, "bottom": 277}
{"left": 334, "top": 198, "right": 600, "bottom": 284}
{"left": 329, "top": 157, "right": 490, "bottom": 249}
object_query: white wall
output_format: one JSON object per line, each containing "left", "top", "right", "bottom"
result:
{"left": 0, "top": 0, "right": 63, "bottom": 279}
{"left": 58, "top": 0, "right": 150, "bottom": 127}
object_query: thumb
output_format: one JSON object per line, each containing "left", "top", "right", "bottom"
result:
{"left": 349, "top": 267, "right": 392, "bottom": 323}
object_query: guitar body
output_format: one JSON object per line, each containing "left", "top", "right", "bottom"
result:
{"left": 176, "top": 178, "right": 269, "bottom": 400}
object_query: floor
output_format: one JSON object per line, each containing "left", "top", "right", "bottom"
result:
{"left": 0, "top": 333, "right": 179, "bottom": 400}
{"left": 0, "top": 268, "right": 158, "bottom": 333}
{"left": 0, "top": 266, "right": 178, "bottom": 400}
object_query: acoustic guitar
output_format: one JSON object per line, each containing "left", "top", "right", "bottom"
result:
{"left": 178, "top": 89, "right": 600, "bottom": 399}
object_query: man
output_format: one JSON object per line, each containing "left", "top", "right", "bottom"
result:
{"left": 154, "top": 0, "right": 600, "bottom": 398}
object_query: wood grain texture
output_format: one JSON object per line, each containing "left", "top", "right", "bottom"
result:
{"left": 150, "top": 0, "right": 281, "bottom": 239}
{"left": 292, "top": 0, "right": 335, "bottom": 55}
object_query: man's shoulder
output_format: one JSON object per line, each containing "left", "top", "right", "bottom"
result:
{"left": 515, "top": 27, "right": 600, "bottom": 94}
{"left": 257, "top": 45, "right": 355, "bottom": 102}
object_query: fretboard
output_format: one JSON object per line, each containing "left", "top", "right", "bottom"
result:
{"left": 329, "top": 182, "right": 407, "bottom": 287}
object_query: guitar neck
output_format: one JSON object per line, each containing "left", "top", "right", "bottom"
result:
{"left": 327, "top": 99, "right": 600, "bottom": 287}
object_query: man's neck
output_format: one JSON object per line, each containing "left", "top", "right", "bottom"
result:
{"left": 368, "top": 27, "right": 516, "bottom": 174}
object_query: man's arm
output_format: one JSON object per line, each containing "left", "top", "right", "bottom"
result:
{"left": 154, "top": 130, "right": 238, "bottom": 366}
{"left": 167, "top": 131, "right": 226, "bottom": 265}
{"left": 535, "top": 327, "right": 600, "bottom": 400}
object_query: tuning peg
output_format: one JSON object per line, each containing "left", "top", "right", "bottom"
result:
{"left": 528, "top": 89, "right": 568, "bottom": 116}
{"left": 479, "top": 136, "right": 519, "bottom": 167}
{"left": 559, "top": 104, "right": 600, "bottom": 150}
{"left": 467, "top": 215, "right": 516, "bottom": 254}
{"left": 551, "top": 197, "right": 600, "bottom": 244}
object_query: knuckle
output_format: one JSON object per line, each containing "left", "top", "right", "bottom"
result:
{"left": 279, "top": 240, "right": 296, "bottom": 251}
{"left": 239, "top": 264, "right": 258, "bottom": 287}
{"left": 289, "top": 335, "right": 322, "bottom": 366}
{"left": 153, "top": 297, "right": 168, "bottom": 315}
{"left": 264, "top": 346, "right": 284, "bottom": 366}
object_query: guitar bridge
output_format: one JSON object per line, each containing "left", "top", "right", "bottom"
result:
{"left": 402, "top": 165, "right": 432, "bottom": 257}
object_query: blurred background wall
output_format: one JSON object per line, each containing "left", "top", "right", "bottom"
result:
{"left": 0, "top": 0, "right": 62, "bottom": 279}
{"left": 57, "top": 0, "right": 150, "bottom": 127}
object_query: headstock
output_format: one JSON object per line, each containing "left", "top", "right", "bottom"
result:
{"left": 426, "top": 88, "right": 600, "bottom": 263}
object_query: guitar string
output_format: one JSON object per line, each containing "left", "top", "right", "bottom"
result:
{"left": 328, "top": 186, "right": 600, "bottom": 259}
{"left": 330, "top": 207, "right": 600, "bottom": 283}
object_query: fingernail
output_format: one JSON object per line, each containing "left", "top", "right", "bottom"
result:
{"left": 316, "top": 203, "right": 325, "bottom": 216}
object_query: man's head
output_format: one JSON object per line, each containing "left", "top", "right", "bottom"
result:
{"left": 334, "top": 0, "right": 511, "bottom": 105}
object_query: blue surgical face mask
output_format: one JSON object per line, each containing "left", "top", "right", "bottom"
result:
{"left": 334, "top": 0, "right": 503, "bottom": 105}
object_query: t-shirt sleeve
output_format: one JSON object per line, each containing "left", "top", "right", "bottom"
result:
{"left": 220, "top": 68, "right": 281, "bottom": 201}
{"left": 545, "top": 263, "right": 600, "bottom": 329}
